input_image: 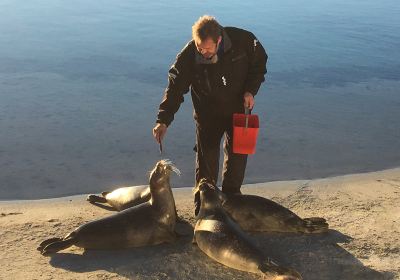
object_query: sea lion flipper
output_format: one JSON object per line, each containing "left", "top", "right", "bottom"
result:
{"left": 37, "top": 237, "right": 63, "bottom": 251}
{"left": 155, "top": 223, "right": 178, "bottom": 244}
{"left": 40, "top": 237, "right": 75, "bottom": 256}
{"left": 87, "top": 194, "right": 117, "bottom": 211}
{"left": 87, "top": 194, "right": 107, "bottom": 203}
{"left": 140, "top": 188, "right": 151, "bottom": 200}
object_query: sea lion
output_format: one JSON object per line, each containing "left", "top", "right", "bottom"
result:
{"left": 194, "top": 180, "right": 328, "bottom": 234}
{"left": 38, "top": 159, "right": 180, "bottom": 255}
{"left": 87, "top": 185, "right": 151, "bottom": 211}
{"left": 193, "top": 180, "right": 302, "bottom": 280}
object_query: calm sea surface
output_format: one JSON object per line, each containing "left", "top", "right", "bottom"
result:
{"left": 1, "top": 0, "right": 400, "bottom": 199}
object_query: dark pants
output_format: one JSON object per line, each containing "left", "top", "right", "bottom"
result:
{"left": 194, "top": 117, "right": 247, "bottom": 194}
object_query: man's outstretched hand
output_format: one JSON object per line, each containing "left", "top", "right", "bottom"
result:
{"left": 153, "top": 93, "right": 253, "bottom": 143}
{"left": 243, "top": 92, "right": 255, "bottom": 110}
{"left": 153, "top": 123, "right": 168, "bottom": 144}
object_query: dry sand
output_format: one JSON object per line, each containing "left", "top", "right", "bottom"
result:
{"left": 1, "top": 168, "right": 399, "bottom": 280}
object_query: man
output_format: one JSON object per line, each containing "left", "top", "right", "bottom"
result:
{"left": 153, "top": 15, "right": 268, "bottom": 215}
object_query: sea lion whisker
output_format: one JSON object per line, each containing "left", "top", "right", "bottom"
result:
{"left": 158, "top": 159, "right": 180, "bottom": 176}
{"left": 170, "top": 165, "right": 181, "bottom": 176}
{"left": 161, "top": 158, "right": 172, "bottom": 165}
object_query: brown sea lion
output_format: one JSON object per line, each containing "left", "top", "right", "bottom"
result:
{"left": 38, "top": 159, "right": 180, "bottom": 255}
{"left": 194, "top": 180, "right": 328, "bottom": 234}
{"left": 193, "top": 180, "right": 302, "bottom": 280}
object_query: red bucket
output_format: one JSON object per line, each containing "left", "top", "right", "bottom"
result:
{"left": 232, "top": 111, "right": 259, "bottom": 154}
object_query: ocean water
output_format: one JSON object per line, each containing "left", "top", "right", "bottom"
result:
{"left": 0, "top": 0, "right": 399, "bottom": 199}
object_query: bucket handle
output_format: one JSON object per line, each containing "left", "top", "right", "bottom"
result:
{"left": 245, "top": 107, "right": 252, "bottom": 129}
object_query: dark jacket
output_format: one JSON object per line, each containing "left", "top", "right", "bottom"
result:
{"left": 156, "top": 27, "right": 268, "bottom": 126}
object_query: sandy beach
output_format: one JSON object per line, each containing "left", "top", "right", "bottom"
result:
{"left": 0, "top": 168, "right": 399, "bottom": 279}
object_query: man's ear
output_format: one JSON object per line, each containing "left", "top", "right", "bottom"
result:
{"left": 217, "top": 36, "right": 222, "bottom": 45}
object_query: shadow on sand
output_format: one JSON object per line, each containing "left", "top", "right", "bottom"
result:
{"left": 252, "top": 229, "right": 394, "bottom": 280}
{"left": 48, "top": 227, "right": 394, "bottom": 280}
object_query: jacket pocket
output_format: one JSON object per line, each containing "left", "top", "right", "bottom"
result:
{"left": 230, "top": 52, "right": 249, "bottom": 90}
{"left": 232, "top": 52, "right": 247, "bottom": 62}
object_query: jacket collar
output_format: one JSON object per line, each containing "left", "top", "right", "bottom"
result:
{"left": 195, "top": 27, "right": 232, "bottom": 64}
{"left": 221, "top": 28, "right": 232, "bottom": 53}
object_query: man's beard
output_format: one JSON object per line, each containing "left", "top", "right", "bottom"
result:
{"left": 205, "top": 54, "right": 218, "bottom": 63}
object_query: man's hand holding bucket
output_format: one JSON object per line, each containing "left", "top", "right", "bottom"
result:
{"left": 244, "top": 92, "right": 255, "bottom": 110}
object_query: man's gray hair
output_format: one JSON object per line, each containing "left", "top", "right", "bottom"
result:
{"left": 192, "top": 15, "right": 222, "bottom": 43}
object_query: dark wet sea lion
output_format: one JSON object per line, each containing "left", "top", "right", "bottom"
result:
{"left": 38, "top": 159, "right": 180, "bottom": 255}
{"left": 87, "top": 185, "right": 151, "bottom": 211}
{"left": 222, "top": 193, "right": 328, "bottom": 233}
{"left": 194, "top": 180, "right": 328, "bottom": 234}
{"left": 193, "top": 180, "right": 302, "bottom": 280}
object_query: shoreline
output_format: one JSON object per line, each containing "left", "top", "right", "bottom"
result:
{"left": 1, "top": 166, "right": 400, "bottom": 202}
{"left": 1, "top": 167, "right": 399, "bottom": 279}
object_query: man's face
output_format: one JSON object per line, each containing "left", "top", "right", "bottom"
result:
{"left": 195, "top": 36, "right": 222, "bottom": 59}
